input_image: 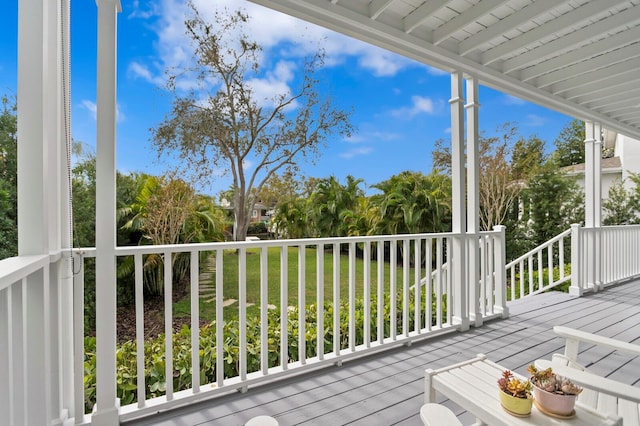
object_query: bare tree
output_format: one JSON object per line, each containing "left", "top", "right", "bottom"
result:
{"left": 432, "top": 123, "right": 524, "bottom": 230}
{"left": 152, "top": 5, "right": 353, "bottom": 241}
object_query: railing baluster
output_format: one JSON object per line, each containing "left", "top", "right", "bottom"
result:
{"left": 480, "top": 236, "right": 486, "bottom": 316}
{"left": 377, "top": 240, "right": 384, "bottom": 343}
{"left": 215, "top": 249, "right": 224, "bottom": 387}
{"left": 348, "top": 242, "right": 355, "bottom": 352}
{"left": 238, "top": 248, "right": 247, "bottom": 382}
{"left": 135, "top": 253, "right": 145, "bottom": 406}
{"left": 317, "top": 244, "right": 324, "bottom": 360}
{"left": 446, "top": 238, "right": 453, "bottom": 325}
{"left": 73, "top": 255, "right": 85, "bottom": 419}
{"left": 164, "top": 251, "right": 173, "bottom": 401}
{"left": 414, "top": 238, "right": 421, "bottom": 334}
{"left": 260, "top": 247, "right": 268, "bottom": 374}
{"left": 363, "top": 241, "right": 371, "bottom": 348}
{"left": 390, "top": 240, "right": 397, "bottom": 340}
{"left": 333, "top": 243, "right": 340, "bottom": 357}
{"left": 548, "top": 244, "right": 554, "bottom": 287}
{"left": 190, "top": 251, "right": 200, "bottom": 393}
{"left": 402, "top": 239, "right": 410, "bottom": 337}
{"left": 425, "top": 238, "right": 432, "bottom": 332}
{"left": 559, "top": 237, "right": 565, "bottom": 280}
{"left": 298, "top": 245, "right": 306, "bottom": 364}
{"left": 280, "top": 246, "right": 288, "bottom": 369}
{"left": 436, "top": 238, "right": 443, "bottom": 327}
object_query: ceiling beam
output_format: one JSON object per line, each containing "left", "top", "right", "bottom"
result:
{"left": 596, "top": 99, "right": 640, "bottom": 115}
{"left": 577, "top": 85, "right": 640, "bottom": 106}
{"left": 550, "top": 58, "right": 640, "bottom": 95}
{"left": 369, "top": 0, "right": 396, "bottom": 20}
{"left": 404, "top": 0, "right": 450, "bottom": 34}
{"left": 482, "top": 0, "right": 622, "bottom": 66}
{"left": 432, "top": 0, "right": 504, "bottom": 45}
{"left": 590, "top": 95, "right": 640, "bottom": 110}
{"left": 502, "top": 8, "right": 640, "bottom": 73}
{"left": 520, "top": 32, "right": 640, "bottom": 82}
{"left": 458, "top": 0, "right": 560, "bottom": 56}
{"left": 562, "top": 73, "right": 640, "bottom": 100}
{"left": 534, "top": 45, "right": 640, "bottom": 89}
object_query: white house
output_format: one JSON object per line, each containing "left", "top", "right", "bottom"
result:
{"left": 564, "top": 132, "right": 640, "bottom": 197}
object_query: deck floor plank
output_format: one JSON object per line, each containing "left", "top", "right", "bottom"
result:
{"left": 125, "top": 280, "right": 640, "bottom": 426}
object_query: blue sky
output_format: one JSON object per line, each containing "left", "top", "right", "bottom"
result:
{"left": 1, "top": 0, "right": 573, "bottom": 197}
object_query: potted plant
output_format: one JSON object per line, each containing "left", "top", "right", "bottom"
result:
{"left": 497, "top": 370, "right": 533, "bottom": 416}
{"left": 527, "top": 365, "right": 583, "bottom": 417}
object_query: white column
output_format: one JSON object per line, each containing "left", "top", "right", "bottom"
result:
{"left": 59, "top": 0, "right": 76, "bottom": 419}
{"left": 465, "top": 76, "right": 481, "bottom": 327}
{"left": 17, "top": 0, "right": 51, "bottom": 424}
{"left": 593, "top": 123, "right": 603, "bottom": 290}
{"left": 584, "top": 122, "right": 596, "bottom": 292}
{"left": 450, "top": 71, "right": 468, "bottom": 331}
{"left": 93, "top": 0, "right": 121, "bottom": 424}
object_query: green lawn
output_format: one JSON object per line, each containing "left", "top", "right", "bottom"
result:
{"left": 174, "top": 246, "right": 413, "bottom": 321}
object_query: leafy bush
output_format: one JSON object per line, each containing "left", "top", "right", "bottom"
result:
{"left": 83, "top": 291, "right": 445, "bottom": 412}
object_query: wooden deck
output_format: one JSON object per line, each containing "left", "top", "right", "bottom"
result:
{"left": 125, "top": 280, "right": 640, "bottom": 426}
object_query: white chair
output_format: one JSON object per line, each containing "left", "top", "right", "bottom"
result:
{"left": 420, "top": 403, "right": 462, "bottom": 426}
{"left": 535, "top": 326, "right": 640, "bottom": 426}
{"left": 245, "top": 415, "right": 279, "bottom": 426}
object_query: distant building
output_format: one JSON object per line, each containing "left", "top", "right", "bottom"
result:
{"left": 562, "top": 131, "right": 640, "bottom": 197}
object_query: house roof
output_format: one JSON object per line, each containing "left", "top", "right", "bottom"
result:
{"left": 562, "top": 156, "right": 622, "bottom": 174}
{"left": 249, "top": 0, "right": 640, "bottom": 140}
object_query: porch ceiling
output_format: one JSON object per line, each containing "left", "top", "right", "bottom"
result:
{"left": 248, "top": 0, "right": 640, "bottom": 140}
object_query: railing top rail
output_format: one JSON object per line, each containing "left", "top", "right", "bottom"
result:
{"left": 71, "top": 230, "right": 500, "bottom": 257}
{"left": 0, "top": 254, "right": 50, "bottom": 291}
{"left": 505, "top": 228, "right": 571, "bottom": 269}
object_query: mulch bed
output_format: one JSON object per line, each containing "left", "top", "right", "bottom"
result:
{"left": 115, "top": 280, "right": 209, "bottom": 344}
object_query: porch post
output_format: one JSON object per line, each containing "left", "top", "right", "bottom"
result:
{"left": 465, "top": 76, "right": 481, "bottom": 327}
{"left": 17, "top": 0, "right": 51, "bottom": 424}
{"left": 593, "top": 123, "right": 602, "bottom": 290}
{"left": 93, "top": 0, "right": 121, "bottom": 424}
{"left": 583, "top": 121, "right": 599, "bottom": 292}
{"left": 450, "top": 71, "right": 469, "bottom": 331}
{"left": 569, "top": 224, "right": 583, "bottom": 297}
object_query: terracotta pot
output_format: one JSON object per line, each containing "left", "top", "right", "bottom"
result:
{"left": 499, "top": 390, "right": 533, "bottom": 416}
{"left": 532, "top": 385, "right": 577, "bottom": 416}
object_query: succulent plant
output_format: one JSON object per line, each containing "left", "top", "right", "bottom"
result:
{"left": 498, "top": 370, "right": 532, "bottom": 399}
{"left": 527, "top": 364, "right": 583, "bottom": 395}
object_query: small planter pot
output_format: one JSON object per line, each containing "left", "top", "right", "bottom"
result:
{"left": 498, "top": 390, "right": 533, "bottom": 416}
{"left": 532, "top": 385, "right": 578, "bottom": 416}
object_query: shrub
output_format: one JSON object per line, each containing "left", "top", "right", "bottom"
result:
{"left": 83, "top": 290, "right": 445, "bottom": 412}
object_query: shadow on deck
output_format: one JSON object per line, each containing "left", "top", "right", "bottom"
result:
{"left": 126, "top": 280, "right": 640, "bottom": 426}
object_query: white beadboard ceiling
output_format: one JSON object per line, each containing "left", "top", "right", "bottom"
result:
{"left": 249, "top": 0, "right": 640, "bottom": 139}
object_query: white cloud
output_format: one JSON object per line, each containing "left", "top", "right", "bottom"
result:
{"left": 81, "top": 100, "right": 125, "bottom": 122}
{"left": 126, "top": 0, "right": 420, "bottom": 95}
{"left": 390, "top": 95, "right": 439, "bottom": 118}
{"left": 504, "top": 94, "right": 527, "bottom": 106}
{"left": 339, "top": 146, "right": 373, "bottom": 159}
{"left": 345, "top": 130, "right": 400, "bottom": 144}
{"left": 128, "top": 0, "right": 156, "bottom": 20}
{"left": 525, "top": 114, "right": 546, "bottom": 127}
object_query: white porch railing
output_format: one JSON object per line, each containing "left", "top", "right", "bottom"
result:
{"left": 0, "top": 253, "right": 75, "bottom": 426}
{"left": 11, "top": 224, "right": 640, "bottom": 424}
{"left": 505, "top": 228, "right": 572, "bottom": 301}
{"left": 68, "top": 230, "right": 505, "bottom": 423}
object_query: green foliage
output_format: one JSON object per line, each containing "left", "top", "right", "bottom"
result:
{"left": 553, "top": 119, "right": 585, "bottom": 167}
{"left": 517, "top": 162, "right": 584, "bottom": 251}
{"left": 372, "top": 170, "right": 451, "bottom": 234}
{"left": 307, "top": 175, "right": 365, "bottom": 237}
{"left": 603, "top": 177, "right": 640, "bottom": 225}
{"left": 247, "top": 221, "right": 268, "bottom": 235}
{"left": 83, "top": 291, "right": 446, "bottom": 412}
{"left": 0, "top": 96, "right": 17, "bottom": 259}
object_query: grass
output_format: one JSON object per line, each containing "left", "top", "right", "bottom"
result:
{"left": 174, "top": 246, "right": 413, "bottom": 321}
